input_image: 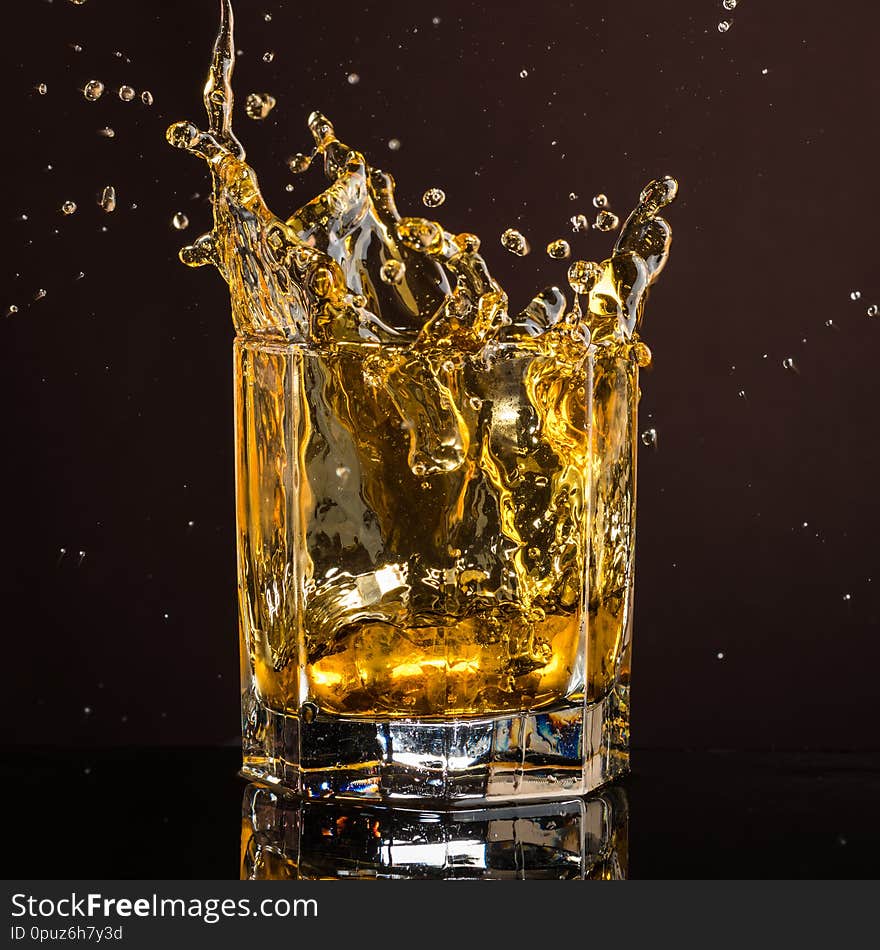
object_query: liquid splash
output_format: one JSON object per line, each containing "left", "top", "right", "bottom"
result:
{"left": 168, "top": 0, "right": 678, "bottom": 718}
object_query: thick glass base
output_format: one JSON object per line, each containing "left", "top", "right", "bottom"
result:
{"left": 242, "top": 686, "right": 629, "bottom": 804}
{"left": 241, "top": 782, "right": 628, "bottom": 880}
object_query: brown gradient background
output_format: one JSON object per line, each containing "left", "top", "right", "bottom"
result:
{"left": 2, "top": 0, "right": 878, "bottom": 753}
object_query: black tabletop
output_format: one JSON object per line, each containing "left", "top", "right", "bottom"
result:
{"left": 5, "top": 747, "right": 878, "bottom": 879}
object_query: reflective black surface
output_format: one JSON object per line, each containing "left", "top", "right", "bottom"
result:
{"left": 5, "top": 747, "right": 878, "bottom": 879}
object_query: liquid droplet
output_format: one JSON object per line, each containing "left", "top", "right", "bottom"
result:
{"left": 519, "top": 69, "right": 529, "bottom": 78}
{"left": 380, "top": 259, "right": 406, "bottom": 284}
{"left": 7, "top": 305, "right": 19, "bottom": 316}
{"left": 287, "top": 152, "right": 312, "bottom": 174}
{"left": 422, "top": 187, "right": 446, "bottom": 208}
{"left": 850, "top": 290, "right": 862, "bottom": 301}
{"left": 640, "top": 427, "right": 658, "bottom": 449}
{"left": 501, "top": 228, "right": 530, "bottom": 256}
{"left": 61, "top": 201, "right": 77, "bottom": 216}
{"left": 263, "top": 51, "right": 275, "bottom": 63}
{"left": 723, "top": 0, "right": 737, "bottom": 9}
{"left": 592, "top": 194, "right": 608, "bottom": 208}
{"left": 782, "top": 357, "right": 797, "bottom": 372}
{"left": 454, "top": 232, "right": 480, "bottom": 253}
{"left": 568, "top": 192, "right": 578, "bottom": 201}
{"left": 118, "top": 85, "right": 136, "bottom": 102}
{"left": 594, "top": 209, "right": 620, "bottom": 231}
{"left": 172, "top": 212, "right": 190, "bottom": 230}
{"left": 388, "top": 138, "right": 401, "bottom": 151}
{"left": 347, "top": 73, "right": 360, "bottom": 85}
{"left": 83, "top": 80, "right": 104, "bottom": 101}
{"left": 546, "top": 239, "right": 571, "bottom": 260}
{"left": 245, "top": 92, "right": 276, "bottom": 120}
{"left": 98, "top": 127, "right": 115, "bottom": 138}
{"left": 868, "top": 304, "right": 878, "bottom": 317}
{"left": 718, "top": 20, "right": 731, "bottom": 33}
{"left": 34, "top": 289, "right": 47, "bottom": 301}
{"left": 567, "top": 260, "right": 602, "bottom": 294}
{"left": 141, "top": 90, "right": 154, "bottom": 106}
{"left": 843, "top": 593, "right": 852, "bottom": 602}
{"left": 100, "top": 185, "right": 117, "bottom": 213}
{"left": 570, "top": 213, "right": 589, "bottom": 232}
{"left": 37, "top": 83, "right": 48, "bottom": 95}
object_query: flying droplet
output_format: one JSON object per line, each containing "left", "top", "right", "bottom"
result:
{"left": 723, "top": 0, "right": 737, "bottom": 9}
{"left": 519, "top": 69, "right": 529, "bottom": 78}
{"left": 37, "top": 83, "right": 48, "bottom": 95}
{"left": 567, "top": 260, "right": 603, "bottom": 294}
{"left": 83, "top": 80, "right": 104, "bottom": 101}
{"left": 594, "top": 210, "right": 620, "bottom": 231}
{"left": 842, "top": 593, "right": 852, "bottom": 602}
{"left": 388, "top": 138, "right": 401, "bottom": 151}
{"left": 118, "top": 85, "right": 136, "bottom": 102}
{"left": 7, "top": 305, "right": 19, "bottom": 315}
{"left": 34, "top": 289, "right": 47, "bottom": 301}
{"left": 380, "top": 259, "right": 406, "bottom": 284}
{"left": 141, "top": 90, "right": 154, "bottom": 106}
{"left": 287, "top": 152, "right": 312, "bottom": 174}
{"left": 640, "top": 428, "right": 658, "bottom": 449}
{"left": 850, "top": 290, "right": 861, "bottom": 301}
{"left": 570, "top": 213, "right": 589, "bottom": 232}
{"left": 546, "top": 239, "right": 571, "bottom": 260}
{"left": 423, "top": 187, "right": 446, "bottom": 208}
{"left": 501, "top": 228, "right": 530, "bottom": 256}
{"left": 592, "top": 194, "right": 608, "bottom": 208}
{"left": 718, "top": 20, "right": 731, "bottom": 33}
{"left": 98, "top": 127, "right": 115, "bottom": 138}
{"left": 61, "top": 201, "right": 77, "bottom": 216}
{"left": 716, "top": 652, "right": 725, "bottom": 660}
{"left": 100, "top": 185, "right": 116, "bottom": 213}
{"left": 264, "top": 12, "right": 272, "bottom": 21}
{"left": 245, "top": 92, "right": 276, "bottom": 120}
{"left": 568, "top": 192, "right": 577, "bottom": 201}
{"left": 347, "top": 73, "right": 360, "bottom": 85}
{"left": 737, "top": 389, "right": 746, "bottom": 398}
{"left": 263, "top": 51, "right": 275, "bottom": 63}
{"left": 868, "top": 304, "right": 879, "bottom": 317}
{"left": 172, "top": 212, "right": 190, "bottom": 230}
{"left": 782, "top": 357, "right": 797, "bottom": 372}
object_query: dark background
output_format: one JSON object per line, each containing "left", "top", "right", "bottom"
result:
{"left": 2, "top": 0, "right": 878, "bottom": 765}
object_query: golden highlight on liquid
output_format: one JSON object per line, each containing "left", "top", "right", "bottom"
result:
{"left": 171, "top": 0, "right": 676, "bottom": 719}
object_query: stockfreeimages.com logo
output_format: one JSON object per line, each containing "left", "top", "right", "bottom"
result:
{"left": 10, "top": 892, "right": 318, "bottom": 926}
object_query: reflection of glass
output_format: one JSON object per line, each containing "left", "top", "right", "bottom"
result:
{"left": 240, "top": 783, "right": 628, "bottom": 880}
{"left": 238, "top": 340, "right": 638, "bottom": 801}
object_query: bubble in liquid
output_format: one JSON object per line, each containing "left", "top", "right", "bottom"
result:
{"left": 100, "top": 185, "right": 116, "bottom": 213}
{"left": 335, "top": 466, "right": 351, "bottom": 480}
{"left": 245, "top": 92, "right": 276, "bottom": 120}
{"left": 37, "top": 83, "right": 48, "bottom": 95}
{"left": 868, "top": 304, "right": 879, "bottom": 317}
{"left": 83, "top": 80, "right": 104, "bottom": 101}
{"left": 850, "top": 290, "right": 861, "bottom": 301}
{"left": 718, "top": 20, "right": 731, "bottom": 33}
{"left": 287, "top": 152, "right": 312, "bottom": 174}
{"left": 118, "top": 85, "right": 136, "bottom": 102}
{"left": 61, "top": 201, "right": 77, "bottom": 216}
{"left": 519, "top": 69, "right": 529, "bottom": 78}
{"left": 172, "top": 212, "right": 190, "bottom": 230}
{"left": 263, "top": 51, "right": 275, "bottom": 63}
{"left": 388, "top": 138, "right": 401, "bottom": 151}
{"left": 546, "top": 239, "right": 571, "bottom": 260}
{"left": 570, "top": 213, "right": 589, "bottom": 232}
{"left": 501, "top": 228, "right": 530, "bottom": 256}
{"left": 567, "top": 260, "right": 603, "bottom": 294}
{"left": 594, "top": 210, "right": 620, "bottom": 231}
{"left": 422, "top": 187, "right": 446, "bottom": 208}
{"left": 141, "top": 90, "right": 154, "bottom": 106}
{"left": 640, "top": 427, "right": 658, "bottom": 448}
{"left": 454, "top": 232, "right": 481, "bottom": 253}
{"left": 347, "top": 73, "right": 360, "bottom": 85}
{"left": 592, "top": 194, "right": 608, "bottom": 208}
{"left": 723, "top": 0, "right": 737, "bottom": 8}
{"left": 380, "top": 259, "right": 406, "bottom": 284}
{"left": 468, "top": 396, "right": 483, "bottom": 411}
